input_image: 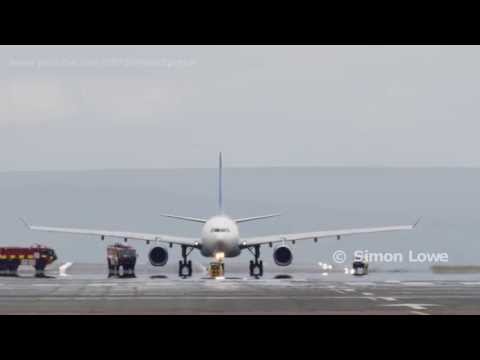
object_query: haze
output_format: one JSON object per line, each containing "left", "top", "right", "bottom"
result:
{"left": 1, "top": 45, "right": 479, "bottom": 171}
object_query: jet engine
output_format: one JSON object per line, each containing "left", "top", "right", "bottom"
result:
{"left": 273, "top": 245, "right": 293, "bottom": 266}
{"left": 148, "top": 246, "right": 169, "bottom": 266}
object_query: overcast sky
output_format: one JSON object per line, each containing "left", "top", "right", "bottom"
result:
{"left": 1, "top": 45, "right": 479, "bottom": 171}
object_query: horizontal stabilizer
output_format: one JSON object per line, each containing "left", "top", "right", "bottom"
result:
{"left": 159, "top": 214, "right": 208, "bottom": 223}
{"left": 234, "top": 213, "right": 281, "bottom": 223}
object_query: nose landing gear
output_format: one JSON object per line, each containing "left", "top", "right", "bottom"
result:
{"left": 178, "top": 245, "right": 193, "bottom": 278}
{"left": 248, "top": 245, "right": 263, "bottom": 278}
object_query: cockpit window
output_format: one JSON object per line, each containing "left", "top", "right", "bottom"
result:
{"left": 211, "top": 228, "right": 230, "bottom": 233}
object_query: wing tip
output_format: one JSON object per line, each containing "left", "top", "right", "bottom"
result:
{"left": 413, "top": 217, "right": 422, "bottom": 228}
{"left": 19, "top": 217, "right": 30, "bottom": 229}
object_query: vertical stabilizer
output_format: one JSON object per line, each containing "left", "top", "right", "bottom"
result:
{"left": 218, "top": 152, "right": 223, "bottom": 213}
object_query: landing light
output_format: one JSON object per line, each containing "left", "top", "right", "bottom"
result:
{"left": 215, "top": 252, "right": 225, "bottom": 261}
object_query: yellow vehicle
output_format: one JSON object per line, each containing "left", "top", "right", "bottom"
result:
{"left": 208, "top": 262, "right": 225, "bottom": 278}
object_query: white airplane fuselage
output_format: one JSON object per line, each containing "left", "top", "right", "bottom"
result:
{"left": 200, "top": 215, "right": 241, "bottom": 258}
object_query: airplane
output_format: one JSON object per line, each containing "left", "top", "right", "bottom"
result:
{"left": 21, "top": 153, "right": 419, "bottom": 278}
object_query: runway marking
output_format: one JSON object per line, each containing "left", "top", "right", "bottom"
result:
{"left": 87, "top": 283, "right": 118, "bottom": 287}
{"left": 32, "top": 284, "right": 57, "bottom": 287}
{"left": 382, "top": 303, "right": 438, "bottom": 310}
{"left": 360, "top": 293, "right": 396, "bottom": 302}
{"left": 384, "top": 280, "right": 401, "bottom": 283}
{"left": 402, "top": 282, "right": 434, "bottom": 286}
{"left": 346, "top": 282, "right": 375, "bottom": 286}
{"left": 410, "top": 311, "right": 429, "bottom": 315}
{"left": 461, "top": 282, "right": 480, "bottom": 286}
{"left": 343, "top": 288, "right": 355, "bottom": 292}
{"left": 0, "top": 295, "right": 380, "bottom": 301}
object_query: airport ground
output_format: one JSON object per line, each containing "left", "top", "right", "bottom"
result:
{"left": 1, "top": 264, "right": 480, "bottom": 314}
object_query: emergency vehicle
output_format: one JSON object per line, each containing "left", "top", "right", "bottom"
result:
{"left": 107, "top": 243, "right": 137, "bottom": 278}
{"left": 352, "top": 255, "right": 369, "bottom": 276}
{"left": 0, "top": 245, "right": 57, "bottom": 277}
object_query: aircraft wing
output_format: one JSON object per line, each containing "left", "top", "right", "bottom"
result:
{"left": 21, "top": 219, "right": 200, "bottom": 247}
{"left": 240, "top": 219, "right": 420, "bottom": 248}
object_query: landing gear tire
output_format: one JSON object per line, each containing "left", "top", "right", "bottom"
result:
{"left": 188, "top": 260, "right": 192, "bottom": 277}
{"left": 250, "top": 261, "right": 263, "bottom": 278}
{"left": 178, "top": 246, "right": 193, "bottom": 278}
{"left": 122, "top": 263, "right": 136, "bottom": 278}
{"left": 34, "top": 259, "right": 46, "bottom": 278}
{"left": 108, "top": 259, "right": 120, "bottom": 278}
{"left": 248, "top": 246, "right": 263, "bottom": 278}
{"left": 179, "top": 261, "right": 192, "bottom": 278}
{"left": 108, "top": 259, "right": 115, "bottom": 277}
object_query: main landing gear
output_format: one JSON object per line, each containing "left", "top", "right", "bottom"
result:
{"left": 248, "top": 245, "right": 263, "bottom": 278}
{"left": 178, "top": 245, "right": 194, "bottom": 278}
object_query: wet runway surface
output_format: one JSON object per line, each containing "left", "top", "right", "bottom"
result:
{"left": 1, "top": 270, "right": 480, "bottom": 314}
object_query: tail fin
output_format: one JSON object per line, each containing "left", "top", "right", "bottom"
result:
{"left": 218, "top": 152, "right": 223, "bottom": 213}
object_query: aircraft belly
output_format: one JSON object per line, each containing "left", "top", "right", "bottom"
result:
{"left": 200, "top": 238, "right": 240, "bottom": 257}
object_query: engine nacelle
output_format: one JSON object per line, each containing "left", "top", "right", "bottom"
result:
{"left": 148, "top": 246, "right": 169, "bottom": 267}
{"left": 273, "top": 245, "right": 293, "bottom": 266}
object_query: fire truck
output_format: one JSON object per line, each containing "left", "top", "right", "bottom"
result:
{"left": 0, "top": 245, "right": 57, "bottom": 277}
{"left": 107, "top": 243, "right": 137, "bottom": 278}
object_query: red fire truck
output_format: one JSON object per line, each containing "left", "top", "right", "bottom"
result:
{"left": 107, "top": 243, "right": 137, "bottom": 278}
{"left": 0, "top": 245, "right": 57, "bottom": 277}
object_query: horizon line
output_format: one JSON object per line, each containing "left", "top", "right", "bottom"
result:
{"left": 2, "top": 164, "right": 480, "bottom": 174}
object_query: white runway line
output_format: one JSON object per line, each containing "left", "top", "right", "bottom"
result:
{"left": 410, "top": 311, "right": 429, "bottom": 315}
{"left": 461, "top": 282, "right": 480, "bottom": 285}
{"left": 87, "top": 283, "right": 118, "bottom": 287}
{"left": 401, "top": 282, "right": 434, "bottom": 286}
{"left": 2, "top": 295, "right": 384, "bottom": 301}
{"left": 384, "top": 280, "right": 401, "bottom": 283}
{"left": 360, "top": 293, "right": 396, "bottom": 302}
{"left": 382, "top": 303, "right": 438, "bottom": 310}
{"left": 346, "top": 282, "right": 375, "bottom": 286}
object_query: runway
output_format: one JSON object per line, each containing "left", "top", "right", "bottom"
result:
{"left": 1, "top": 269, "right": 480, "bottom": 314}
